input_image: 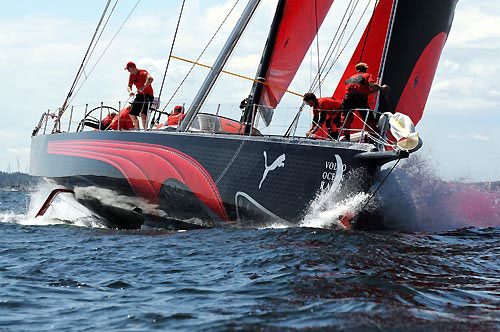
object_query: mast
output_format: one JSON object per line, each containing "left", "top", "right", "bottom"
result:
{"left": 179, "top": 0, "right": 262, "bottom": 132}
{"left": 375, "top": 0, "right": 398, "bottom": 112}
{"left": 242, "top": 0, "right": 287, "bottom": 134}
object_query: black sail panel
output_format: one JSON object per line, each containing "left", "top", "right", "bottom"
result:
{"left": 378, "top": 0, "right": 459, "bottom": 124}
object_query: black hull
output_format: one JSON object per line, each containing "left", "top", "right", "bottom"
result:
{"left": 30, "top": 131, "right": 404, "bottom": 229}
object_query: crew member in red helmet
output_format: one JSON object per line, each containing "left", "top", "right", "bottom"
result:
{"left": 125, "top": 61, "right": 154, "bottom": 130}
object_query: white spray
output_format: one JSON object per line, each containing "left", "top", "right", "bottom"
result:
{"left": 0, "top": 179, "right": 105, "bottom": 228}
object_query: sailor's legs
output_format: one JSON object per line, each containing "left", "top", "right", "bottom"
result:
{"left": 140, "top": 113, "right": 147, "bottom": 130}
{"left": 130, "top": 114, "right": 140, "bottom": 129}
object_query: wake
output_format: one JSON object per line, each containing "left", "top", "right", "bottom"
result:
{"left": 266, "top": 154, "right": 500, "bottom": 232}
{"left": 0, "top": 180, "right": 105, "bottom": 228}
{"left": 377, "top": 155, "right": 500, "bottom": 232}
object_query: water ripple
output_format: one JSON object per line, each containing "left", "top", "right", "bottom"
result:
{"left": 0, "top": 190, "right": 499, "bottom": 330}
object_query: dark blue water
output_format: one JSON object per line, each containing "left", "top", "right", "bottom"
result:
{"left": 1, "top": 188, "right": 500, "bottom": 331}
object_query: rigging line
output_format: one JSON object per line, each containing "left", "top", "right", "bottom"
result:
{"left": 312, "top": 0, "right": 355, "bottom": 86}
{"left": 162, "top": 0, "right": 241, "bottom": 113}
{"left": 55, "top": 195, "right": 101, "bottom": 221}
{"left": 215, "top": 139, "right": 246, "bottom": 185}
{"left": 360, "top": 157, "right": 401, "bottom": 211}
{"left": 153, "top": 0, "right": 186, "bottom": 126}
{"left": 316, "top": 0, "right": 372, "bottom": 89}
{"left": 349, "top": 110, "right": 387, "bottom": 142}
{"left": 82, "top": 0, "right": 120, "bottom": 73}
{"left": 326, "top": 0, "right": 359, "bottom": 73}
{"left": 308, "top": 0, "right": 359, "bottom": 93}
{"left": 326, "top": 0, "right": 360, "bottom": 77}
{"left": 68, "top": 0, "right": 119, "bottom": 108}
{"left": 313, "top": 0, "right": 357, "bottom": 89}
{"left": 157, "top": 0, "right": 186, "bottom": 102}
{"left": 288, "top": 0, "right": 357, "bottom": 137}
{"left": 67, "top": 0, "right": 143, "bottom": 107}
{"left": 284, "top": 101, "right": 305, "bottom": 137}
{"left": 310, "top": 39, "right": 313, "bottom": 87}
{"left": 314, "top": 0, "right": 322, "bottom": 96}
{"left": 331, "top": 0, "right": 365, "bottom": 66}
{"left": 359, "top": 0, "right": 379, "bottom": 62}
{"left": 170, "top": 55, "right": 304, "bottom": 97}
{"left": 59, "top": 0, "right": 112, "bottom": 114}
{"left": 310, "top": 119, "right": 336, "bottom": 140}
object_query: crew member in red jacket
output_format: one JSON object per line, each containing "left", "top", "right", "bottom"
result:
{"left": 303, "top": 92, "right": 342, "bottom": 139}
{"left": 125, "top": 61, "right": 154, "bottom": 130}
{"left": 98, "top": 106, "right": 135, "bottom": 131}
{"left": 109, "top": 105, "right": 134, "bottom": 130}
{"left": 167, "top": 106, "right": 186, "bottom": 127}
{"left": 341, "top": 62, "right": 389, "bottom": 140}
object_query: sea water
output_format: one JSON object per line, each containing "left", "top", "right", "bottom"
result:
{"left": 0, "top": 160, "right": 499, "bottom": 331}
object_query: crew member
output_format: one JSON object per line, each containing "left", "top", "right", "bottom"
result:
{"left": 125, "top": 61, "right": 154, "bottom": 130}
{"left": 341, "top": 62, "right": 390, "bottom": 141}
{"left": 167, "top": 105, "right": 186, "bottom": 127}
{"left": 98, "top": 106, "right": 135, "bottom": 131}
{"left": 99, "top": 112, "right": 117, "bottom": 130}
{"left": 303, "top": 92, "right": 342, "bottom": 139}
{"left": 110, "top": 105, "right": 135, "bottom": 130}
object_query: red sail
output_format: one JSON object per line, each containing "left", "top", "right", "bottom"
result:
{"left": 332, "top": 0, "right": 394, "bottom": 108}
{"left": 392, "top": 33, "right": 447, "bottom": 124}
{"left": 259, "top": 0, "right": 334, "bottom": 109}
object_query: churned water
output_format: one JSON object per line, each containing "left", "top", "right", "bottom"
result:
{"left": 1, "top": 161, "right": 500, "bottom": 331}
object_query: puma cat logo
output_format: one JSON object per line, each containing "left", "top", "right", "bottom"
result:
{"left": 259, "top": 151, "right": 286, "bottom": 189}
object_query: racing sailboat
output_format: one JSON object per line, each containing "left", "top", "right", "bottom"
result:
{"left": 30, "top": 0, "right": 459, "bottom": 230}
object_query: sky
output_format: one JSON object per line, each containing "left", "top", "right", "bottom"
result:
{"left": 1, "top": 0, "right": 499, "bottom": 181}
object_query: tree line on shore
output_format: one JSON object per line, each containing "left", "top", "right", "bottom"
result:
{"left": 0, "top": 172, "right": 38, "bottom": 189}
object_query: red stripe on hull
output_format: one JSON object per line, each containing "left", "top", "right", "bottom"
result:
{"left": 48, "top": 140, "right": 229, "bottom": 221}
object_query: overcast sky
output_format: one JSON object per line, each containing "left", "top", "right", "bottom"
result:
{"left": 1, "top": 0, "right": 499, "bottom": 181}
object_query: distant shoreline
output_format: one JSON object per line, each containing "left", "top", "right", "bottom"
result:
{"left": 0, "top": 172, "right": 39, "bottom": 191}
{"left": 452, "top": 181, "right": 500, "bottom": 193}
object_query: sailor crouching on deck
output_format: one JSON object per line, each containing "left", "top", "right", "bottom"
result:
{"left": 303, "top": 93, "right": 342, "bottom": 139}
{"left": 167, "top": 106, "right": 186, "bottom": 127}
{"left": 125, "top": 61, "right": 154, "bottom": 130}
{"left": 341, "top": 62, "right": 390, "bottom": 141}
